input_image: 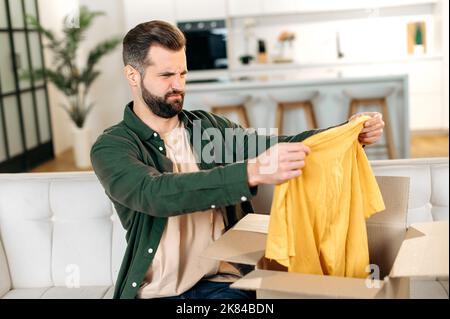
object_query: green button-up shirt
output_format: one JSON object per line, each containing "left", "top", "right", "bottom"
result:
{"left": 90, "top": 102, "right": 335, "bottom": 299}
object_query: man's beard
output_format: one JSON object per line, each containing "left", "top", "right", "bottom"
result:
{"left": 141, "top": 81, "right": 185, "bottom": 119}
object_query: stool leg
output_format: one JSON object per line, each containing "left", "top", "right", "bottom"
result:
{"left": 237, "top": 105, "right": 250, "bottom": 128}
{"left": 348, "top": 100, "right": 358, "bottom": 119}
{"left": 380, "top": 99, "right": 397, "bottom": 159}
{"left": 276, "top": 103, "right": 284, "bottom": 135}
{"left": 303, "top": 102, "right": 318, "bottom": 129}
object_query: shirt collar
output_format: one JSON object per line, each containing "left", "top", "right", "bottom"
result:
{"left": 123, "top": 101, "right": 192, "bottom": 141}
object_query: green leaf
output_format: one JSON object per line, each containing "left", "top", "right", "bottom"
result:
{"left": 87, "top": 37, "right": 122, "bottom": 67}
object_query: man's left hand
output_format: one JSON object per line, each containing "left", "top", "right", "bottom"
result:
{"left": 349, "top": 112, "right": 385, "bottom": 145}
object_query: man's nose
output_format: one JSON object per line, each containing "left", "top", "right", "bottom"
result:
{"left": 171, "top": 75, "right": 185, "bottom": 91}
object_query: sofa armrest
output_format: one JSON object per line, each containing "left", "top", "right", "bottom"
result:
{"left": 0, "top": 236, "right": 11, "bottom": 298}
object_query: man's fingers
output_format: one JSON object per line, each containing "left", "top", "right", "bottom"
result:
{"left": 360, "top": 135, "right": 381, "bottom": 144}
{"left": 360, "top": 123, "right": 384, "bottom": 133}
{"left": 363, "top": 114, "right": 383, "bottom": 126}
{"left": 280, "top": 150, "right": 308, "bottom": 162}
{"left": 278, "top": 170, "right": 302, "bottom": 183}
{"left": 282, "top": 160, "right": 305, "bottom": 171}
{"left": 360, "top": 129, "right": 383, "bottom": 139}
{"left": 279, "top": 142, "right": 311, "bottom": 155}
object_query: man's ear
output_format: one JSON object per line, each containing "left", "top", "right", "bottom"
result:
{"left": 124, "top": 65, "right": 141, "bottom": 87}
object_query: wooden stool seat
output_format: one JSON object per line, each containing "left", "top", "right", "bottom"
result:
{"left": 204, "top": 94, "right": 251, "bottom": 128}
{"left": 270, "top": 90, "right": 319, "bottom": 134}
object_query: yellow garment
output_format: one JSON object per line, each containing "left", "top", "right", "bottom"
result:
{"left": 265, "top": 116, "right": 385, "bottom": 278}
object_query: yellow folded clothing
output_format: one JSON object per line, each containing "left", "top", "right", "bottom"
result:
{"left": 265, "top": 116, "right": 385, "bottom": 278}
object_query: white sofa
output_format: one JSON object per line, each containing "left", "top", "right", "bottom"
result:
{"left": 0, "top": 157, "right": 448, "bottom": 299}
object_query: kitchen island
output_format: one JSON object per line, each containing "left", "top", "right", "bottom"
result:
{"left": 184, "top": 72, "right": 410, "bottom": 159}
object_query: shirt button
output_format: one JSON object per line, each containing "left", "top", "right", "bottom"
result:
{"left": 158, "top": 146, "right": 164, "bottom": 151}
{"left": 241, "top": 196, "right": 247, "bottom": 202}
{"left": 153, "top": 132, "right": 158, "bottom": 137}
{"left": 131, "top": 282, "right": 137, "bottom": 288}
{"left": 211, "top": 205, "right": 216, "bottom": 209}
{"left": 148, "top": 248, "right": 153, "bottom": 254}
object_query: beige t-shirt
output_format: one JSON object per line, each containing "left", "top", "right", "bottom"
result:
{"left": 137, "top": 120, "right": 239, "bottom": 299}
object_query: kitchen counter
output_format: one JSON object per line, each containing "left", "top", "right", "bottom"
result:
{"left": 228, "top": 54, "right": 444, "bottom": 73}
{"left": 186, "top": 73, "right": 408, "bottom": 92}
{"left": 184, "top": 72, "right": 410, "bottom": 160}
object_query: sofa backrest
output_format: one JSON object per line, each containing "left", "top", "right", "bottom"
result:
{"left": 370, "top": 157, "right": 449, "bottom": 225}
{"left": 0, "top": 157, "right": 448, "bottom": 288}
{"left": 0, "top": 172, "right": 127, "bottom": 289}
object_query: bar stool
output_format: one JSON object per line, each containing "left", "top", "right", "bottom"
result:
{"left": 270, "top": 90, "right": 319, "bottom": 134}
{"left": 344, "top": 86, "right": 396, "bottom": 159}
{"left": 203, "top": 94, "right": 251, "bottom": 128}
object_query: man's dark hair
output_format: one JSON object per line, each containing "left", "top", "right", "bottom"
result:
{"left": 122, "top": 20, "right": 186, "bottom": 75}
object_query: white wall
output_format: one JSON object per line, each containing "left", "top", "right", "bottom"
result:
{"left": 77, "top": 0, "right": 129, "bottom": 144}
{"left": 122, "top": 0, "right": 176, "bottom": 31}
{"left": 38, "top": 0, "right": 129, "bottom": 156}
{"left": 38, "top": 0, "right": 76, "bottom": 155}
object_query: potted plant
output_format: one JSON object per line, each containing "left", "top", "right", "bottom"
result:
{"left": 22, "top": 6, "right": 121, "bottom": 168}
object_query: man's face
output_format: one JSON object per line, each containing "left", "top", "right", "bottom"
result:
{"left": 139, "top": 45, "right": 187, "bottom": 118}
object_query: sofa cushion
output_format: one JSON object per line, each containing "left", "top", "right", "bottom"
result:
{"left": 2, "top": 286, "right": 111, "bottom": 299}
{"left": 50, "top": 180, "right": 114, "bottom": 287}
{"left": 0, "top": 174, "right": 116, "bottom": 289}
{"left": 0, "top": 180, "right": 53, "bottom": 288}
{"left": 2, "top": 287, "right": 50, "bottom": 299}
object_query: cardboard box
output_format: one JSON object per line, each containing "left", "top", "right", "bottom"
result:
{"left": 202, "top": 176, "right": 449, "bottom": 298}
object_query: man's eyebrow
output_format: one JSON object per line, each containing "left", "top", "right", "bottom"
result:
{"left": 158, "top": 70, "right": 188, "bottom": 76}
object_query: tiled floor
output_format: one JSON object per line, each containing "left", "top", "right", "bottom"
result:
{"left": 31, "top": 133, "right": 449, "bottom": 173}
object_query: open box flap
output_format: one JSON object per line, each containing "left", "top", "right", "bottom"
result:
{"left": 390, "top": 221, "right": 449, "bottom": 278}
{"left": 201, "top": 214, "right": 269, "bottom": 265}
{"left": 230, "top": 269, "right": 384, "bottom": 299}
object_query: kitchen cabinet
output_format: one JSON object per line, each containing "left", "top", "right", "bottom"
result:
{"left": 297, "top": 0, "right": 438, "bottom": 12}
{"left": 123, "top": 0, "right": 176, "bottom": 30}
{"left": 174, "top": 0, "right": 227, "bottom": 21}
{"left": 228, "top": 0, "right": 438, "bottom": 17}
{"left": 261, "top": 0, "right": 300, "bottom": 15}
{"left": 227, "top": 0, "right": 263, "bottom": 17}
{"left": 228, "top": 0, "right": 299, "bottom": 16}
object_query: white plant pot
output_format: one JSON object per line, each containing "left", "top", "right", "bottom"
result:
{"left": 72, "top": 125, "right": 92, "bottom": 169}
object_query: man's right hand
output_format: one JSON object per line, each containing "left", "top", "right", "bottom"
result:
{"left": 247, "top": 142, "right": 310, "bottom": 187}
